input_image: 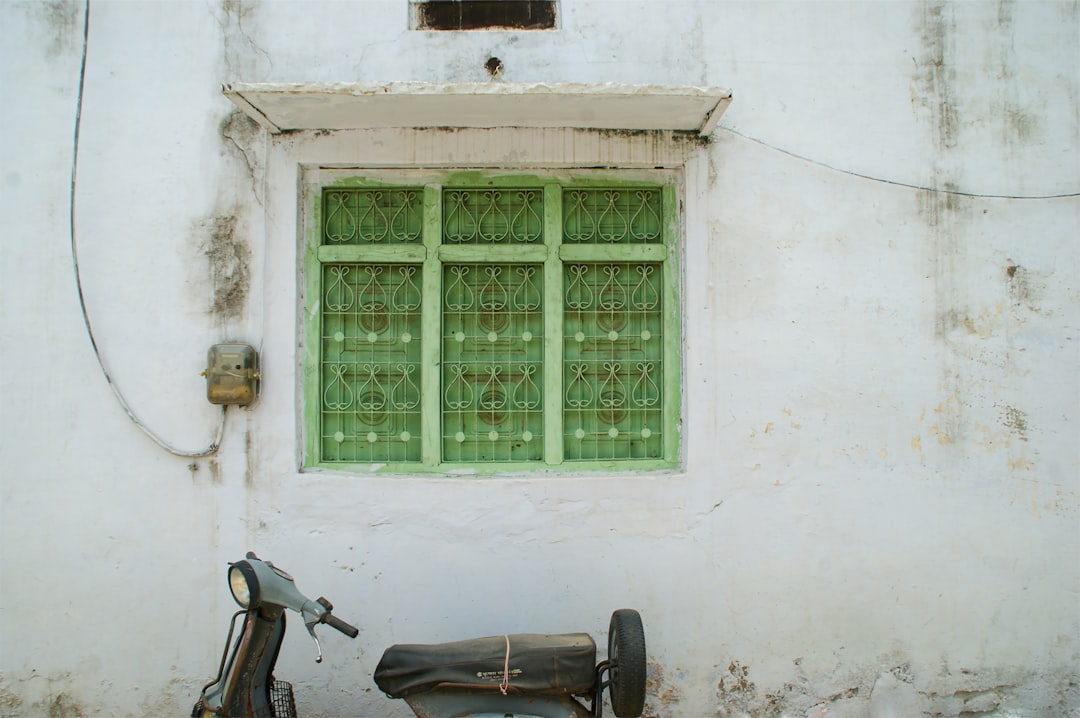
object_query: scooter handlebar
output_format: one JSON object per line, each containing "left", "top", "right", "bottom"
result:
{"left": 314, "top": 596, "right": 359, "bottom": 638}
{"left": 323, "top": 612, "right": 359, "bottom": 638}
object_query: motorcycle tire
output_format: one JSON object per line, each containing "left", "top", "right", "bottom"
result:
{"left": 607, "top": 609, "right": 647, "bottom": 718}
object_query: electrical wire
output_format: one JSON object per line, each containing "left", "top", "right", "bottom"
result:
{"left": 69, "top": 0, "right": 226, "bottom": 458}
{"left": 719, "top": 126, "right": 1080, "bottom": 200}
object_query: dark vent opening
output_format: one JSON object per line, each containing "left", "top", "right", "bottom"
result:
{"left": 418, "top": 1, "right": 557, "bottom": 31}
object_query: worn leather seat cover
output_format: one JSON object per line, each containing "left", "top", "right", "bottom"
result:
{"left": 374, "top": 633, "right": 597, "bottom": 698}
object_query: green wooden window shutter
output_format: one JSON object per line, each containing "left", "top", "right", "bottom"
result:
{"left": 310, "top": 177, "right": 678, "bottom": 472}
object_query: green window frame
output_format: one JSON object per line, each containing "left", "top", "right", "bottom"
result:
{"left": 303, "top": 172, "right": 681, "bottom": 474}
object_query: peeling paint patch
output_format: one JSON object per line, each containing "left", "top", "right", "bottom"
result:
{"left": 46, "top": 693, "right": 86, "bottom": 718}
{"left": 0, "top": 678, "right": 97, "bottom": 717}
{"left": 924, "top": 680, "right": 1017, "bottom": 716}
{"left": 715, "top": 658, "right": 1073, "bottom": 717}
{"left": 717, "top": 660, "right": 757, "bottom": 715}
{"left": 643, "top": 662, "right": 679, "bottom": 716}
{"left": 0, "top": 682, "right": 23, "bottom": 711}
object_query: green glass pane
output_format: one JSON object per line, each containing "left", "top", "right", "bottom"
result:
{"left": 442, "top": 264, "right": 544, "bottom": 462}
{"left": 563, "top": 263, "right": 663, "bottom": 460}
{"left": 323, "top": 188, "right": 423, "bottom": 245}
{"left": 320, "top": 264, "right": 422, "bottom": 462}
{"left": 442, "top": 189, "right": 544, "bottom": 244}
{"left": 562, "top": 188, "right": 662, "bottom": 244}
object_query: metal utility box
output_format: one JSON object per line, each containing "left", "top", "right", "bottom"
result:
{"left": 204, "top": 343, "right": 260, "bottom": 406}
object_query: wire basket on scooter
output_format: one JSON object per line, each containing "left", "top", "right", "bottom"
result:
{"left": 270, "top": 680, "right": 298, "bottom": 718}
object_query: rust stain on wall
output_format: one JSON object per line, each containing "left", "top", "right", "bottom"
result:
{"left": 46, "top": 693, "right": 86, "bottom": 718}
{"left": 208, "top": 457, "right": 223, "bottom": 485}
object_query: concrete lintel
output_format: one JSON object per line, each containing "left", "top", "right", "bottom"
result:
{"left": 223, "top": 82, "right": 732, "bottom": 136}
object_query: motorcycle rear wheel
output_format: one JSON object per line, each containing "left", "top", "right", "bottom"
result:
{"left": 607, "top": 609, "right": 646, "bottom": 718}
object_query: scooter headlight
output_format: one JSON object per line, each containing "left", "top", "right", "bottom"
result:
{"left": 228, "top": 561, "right": 260, "bottom": 608}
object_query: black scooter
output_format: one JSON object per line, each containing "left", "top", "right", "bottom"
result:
{"left": 192, "top": 553, "right": 647, "bottom": 718}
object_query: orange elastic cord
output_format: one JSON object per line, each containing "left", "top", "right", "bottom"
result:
{"left": 499, "top": 635, "right": 511, "bottom": 695}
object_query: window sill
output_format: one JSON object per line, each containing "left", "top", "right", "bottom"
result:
{"left": 302, "top": 459, "right": 682, "bottom": 477}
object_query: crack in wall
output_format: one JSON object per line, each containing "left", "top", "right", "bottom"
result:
{"left": 216, "top": 0, "right": 273, "bottom": 81}
{"left": 221, "top": 110, "right": 264, "bottom": 206}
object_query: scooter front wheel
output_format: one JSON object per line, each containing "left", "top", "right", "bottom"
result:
{"left": 607, "top": 609, "right": 646, "bottom": 718}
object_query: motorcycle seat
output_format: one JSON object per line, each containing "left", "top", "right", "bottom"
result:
{"left": 374, "top": 632, "right": 597, "bottom": 698}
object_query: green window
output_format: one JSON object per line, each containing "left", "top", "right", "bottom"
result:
{"left": 305, "top": 175, "right": 680, "bottom": 473}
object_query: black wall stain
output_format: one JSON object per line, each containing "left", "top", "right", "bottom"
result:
{"left": 918, "top": 186, "right": 972, "bottom": 344}
{"left": 1000, "top": 404, "right": 1029, "bottom": 442}
{"left": 914, "top": 0, "right": 959, "bottom": 150}
{"left": 30, "top": 0, "right": 80, "bottom": 60}
{"left": 1005, "top": 262, "right": 1045, "bottom": 315}
{"left": 198, "top": 213, "right": 251, "bottom": 320}
{"left": 991, "top": 0, "right": 1046, "bottom": 149}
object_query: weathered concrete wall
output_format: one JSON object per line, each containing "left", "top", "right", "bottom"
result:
{"left": 0, "top": 1, "right": 1076, "bottom": 716}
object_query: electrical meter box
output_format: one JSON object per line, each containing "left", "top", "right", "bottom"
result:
{"left": 204, "top": 343, "right": 260, "bottom": 406}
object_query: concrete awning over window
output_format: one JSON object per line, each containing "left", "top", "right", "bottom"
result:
{"left": 223, "top": 82, "right": 732, "bottom": 136}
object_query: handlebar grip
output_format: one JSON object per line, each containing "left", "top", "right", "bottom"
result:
{"left": 324, "top": 613, "right": 359, "bottom": 638}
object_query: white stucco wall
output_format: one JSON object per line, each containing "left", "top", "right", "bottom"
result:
{"left": 0, "top": 1, "right": 1077, "bottom": 717}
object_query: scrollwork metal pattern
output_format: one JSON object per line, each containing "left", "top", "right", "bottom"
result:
{"left": 443, "top": 189, "right": 543, "bottom": 244}
{"left": 315, "top": 182, "right": 671, "bottom": 467}
{"left": 562, "top": 189, "right": 662, "bottom": 244}
{"left": 563, "top": 262, "right": 663, "bottom": 460}
{"left": 320, "top": 263, "right": 422, "bottom": 462}
{"left": 442, "top": 263, "right": 543, "bottom": 462}
{"left": 323, "top": 189, "right": 422, "bottom": 244}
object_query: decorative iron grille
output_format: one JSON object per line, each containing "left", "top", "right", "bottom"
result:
{"left": 320, "top": 263, "right": 423, "bottom": 462}
{"left": 442, "top": 263, "right": 544, "bottom": 462}
{"left": 443, "top": 188, "right": 544, "bottom": 244}
{"left": 562, "top": 188, "right": 663, "bottom": 244}
{"left": 323, "top": 188, "right": 423, "bottom": 244}
{"left": 312, "top": 179, "right": 676, "bottom": 470}
{"left": 563, "top": 263, "right": 663, "bottom": 460}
